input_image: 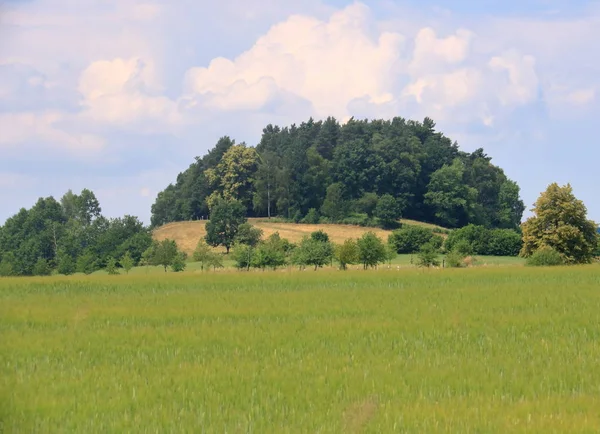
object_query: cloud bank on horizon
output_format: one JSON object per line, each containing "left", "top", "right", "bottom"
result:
{"left": 0, "top": 0, "right": 598, "bottom": 224}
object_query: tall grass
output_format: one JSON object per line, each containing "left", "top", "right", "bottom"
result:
{"left": 2, "top": 266, "right": 600, "bottom": 432}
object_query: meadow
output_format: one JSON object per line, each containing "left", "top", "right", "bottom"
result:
{"left": 2, "top": 266, "right": 600, "bottom": 433}
{"left": 153, "top": 218, "right": 448, "bottom": 255}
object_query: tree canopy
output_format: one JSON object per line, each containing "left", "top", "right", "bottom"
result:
{"left": 520, "top": 183, "right": 598, "bottom": 264}
{"left": 151, "top": 116, "right": 525, "bottom": 230}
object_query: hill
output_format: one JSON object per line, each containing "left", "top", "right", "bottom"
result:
{"left": 151, "top": 116, "right": 525, "bottom": 231}
{"left": 153, "top": 219, "right": 448, "bottom": 255}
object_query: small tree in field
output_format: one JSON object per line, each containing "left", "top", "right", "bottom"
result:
{"left": 33, "top": 257, "right": 52, "bottom": 276}
{"left": 205, "top": 199, "right": 247, "bottom": 254}
{"left": 520, "top": 183, "right": 597, "bottom": 264}
{"left": 120, "top": 251, "right": 134, "bottom": 274}
{"left": 171, "top": 252, "right": 187, "bottom": 272}
{"left": 335, "top": 239, "right": 359, "bottom": 270}
{"left": 357, "top": 232, "right": 387, "bottom": 269}
{"left": 151, "top": 239, "right": 179, "bottom": 272}
{"left": 106, "top": 257, "right": 119, "bottom": 275}
{"left": 193, "top": 240, "right": 213, "bottom": 270}
{"left": 417, "top": 243, "right": 440, "bottom": 268}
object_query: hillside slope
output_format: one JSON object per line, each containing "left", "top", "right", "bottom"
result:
{"left": 153, "top": 218, "right": 447, "bottom": 255}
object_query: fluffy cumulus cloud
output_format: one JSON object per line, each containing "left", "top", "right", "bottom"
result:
{"left": 1, "top": 0, "right": 600, "bottom": 223}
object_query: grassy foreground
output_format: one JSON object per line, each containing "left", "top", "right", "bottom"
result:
{"left": 2, "top": 266, "right": 600, "bottom": 432}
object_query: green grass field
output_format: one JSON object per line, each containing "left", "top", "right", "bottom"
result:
{"left": 2, "top": 266, "right": 600, "bottom": 432}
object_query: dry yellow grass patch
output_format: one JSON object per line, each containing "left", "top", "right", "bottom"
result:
{"left": 153, "top": 219, "right": 396, "bottom": 255}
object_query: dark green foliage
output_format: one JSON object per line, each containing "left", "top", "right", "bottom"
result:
{"left": 374, "top": 194, "right": 401, "bottom": 229}
{"left": 417, "top": 243, "right": 441, "bottom": 268}
{"left": 76, "top": 251, "right": 98, "bottom": 275}
{"left": 526, "top": 246, "right": 565, "bottom": 267}
{"left": 56, "top": 253, "right": 76, "bottom": 276}
{"left": 302, "top": 208, "right": 320, "bottom": 224}
{"left": 234, "top": 223, "right": 263, "bottom": 247}
{"left": 171, "top": 252, "right": 187, "bottom": 272}
{"left": 0, "top": 191, "right": 151, "bottom": 276}
{"left": 310, "top": 230, "right": 330, "bottom": 243}
{"left": 151, "top": 117, "right": 524, "bottom": 230}
{"left": 0, "top": 252, "right": 15, "bottom": 277}
{"left": 33, "top": 257, "right": 52, "bottom": 276}
{"left": 487, "top": 229, "right": 523, "bottom": 256}
{"left": 357, "top": 232, "right": 387, "bottom": 269}
{"left": 445, "top": 224, "right": 522, "bottom": 256}
{"left": 388, "top": 225, "right": 439, "bottom": 254}
{"left": 321, "top": 183, "right": 348, "bottom": 222}
{"left": 356, "top": 193, "right": 379, "bottom": 217}
{"left": 205, "top": 199, "right": 247, "bottom": 254}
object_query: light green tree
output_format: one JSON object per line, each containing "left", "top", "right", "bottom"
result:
{"left": 120, "top": 251, "right": 134, "bottom": 274}
{"left": 520, "top": 183, "right": 597, "bottom": 264}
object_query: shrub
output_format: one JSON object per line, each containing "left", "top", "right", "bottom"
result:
{"left": 487, "top": 229, "right": 523, "bottom": 256}
{"left": 374, "top": 194, "right": 401, "bottom": 229}
{"left": 417, "top": 243, "right": 440, "bottom": 268}
{"left": 445, "top": 225, "right": 522, "bottom": 257}
{"left": 388, "top": 225, "right": 437, "bottom": 254}
{"left": 526, "top": 246, "right": 565, "bottom": 267}
{"left": 445, "top": 250, "right": 466, "bottom": 268}
{"left": 302, "top": 208, "right": 320, "bottom": 224}
{"left": 445, "top": 224, "right": 489, "bottom": 255}
{"left": 340, "top": 213, "right": 374, "bottom": 227}
{"left": 33, "top": 257, "right": 52, "bottom": 276}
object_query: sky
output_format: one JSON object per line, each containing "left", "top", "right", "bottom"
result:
{"left": 0, "top": 0, "right": 598, "bottom": 225}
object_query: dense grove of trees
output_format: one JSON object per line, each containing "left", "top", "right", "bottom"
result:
{"left": 0, "top": 189, "right": 152, "bottom": 276}
{"left": 151, "top": 116, "right": 525, "bottom": 230}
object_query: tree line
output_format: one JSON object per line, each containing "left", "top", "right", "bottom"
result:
{"left": 0, "top": 189, "right": 153, "bottom": 276}
{"left": 151, "top": 116, "right": 525, "bottom": 230}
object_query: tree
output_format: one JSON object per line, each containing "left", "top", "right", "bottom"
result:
{"left": 205, "top": 199, "right": 247, "bottom": 254}
{"left": 321, "top": 183, "right": 348, "bottom": 222}
{"left": 151, "top": 239, "right": 179, "bottom": 272}
{"left": 232, "top": 244, "right": 255, "bottom": 271}
{"left": 425, "top": 159, "right": 478, "bottom": 228}
{"left": 388, "top": 226, "right": 439, "bottom": 254}
{"left": 193, "top": 240, "right": 213, "bottom": 270}
{"left": 292, "top": 236, "right": 334, "bottom": 270}
{"left": 520, "top": 183, "right": 597, "bottom": 264}
{"left": 171, "top": 252, "right": 187, "bottom": 272}
{"left": 335, "top": 239, "right": 359, "bottom": 270}
{"left": 234, "top": 223, "right": 263, "bottom": 247}
{"left": 206, "top": 253, "right": 224, "bottom": 271}
{"left": 374, "top": 194, "right": 401, "bottom": 228}
{"left": 0, "top": 252, "right": 15, "bottom": 277}
{"left": 417, "top": 243, "right": 440, "bottom": 268}
{"left": 33, "top": 257, "right": 52, "bottom": 276}
{"left": 106, "top": 257, "right": 119, "bottom": 275}
{"left": 357, "top": 232, "right": 387, "bottom": 269}
{"left": 356, "top": 193, "right": 379, "bottom": 218}
{"left": 310, "top": 230, "right": 330, "bottom": 243}
{"left": 76, "top": 251, "right": 97, "bottom": 275}
{"left": 120, "top": 251, "right": 134, "bottom": 274}
{"left": 56, "top": 252, "right": 76, "bottom": 275}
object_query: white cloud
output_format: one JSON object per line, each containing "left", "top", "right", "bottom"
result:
{"left": 489, "top": 50, "right": 539, "bottom": 106}
{"left": 567, "top": 88, "right": 595, "bottom": 105}
{"left": 0, "top": 112, "right": 105, "bottom": 154}
{"left": 77, "top": 57, "right": 181, "bottom": 128}
{"left": 184, "top": 3, "right": 405, "bottom": 119}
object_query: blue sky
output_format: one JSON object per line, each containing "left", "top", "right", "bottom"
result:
{"left": 0, "top": 0, "right": 598, "bottom": 225}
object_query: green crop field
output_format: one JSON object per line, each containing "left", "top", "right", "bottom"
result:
{"left": 2, "top": 266, "right": 600, "bottom": 433}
